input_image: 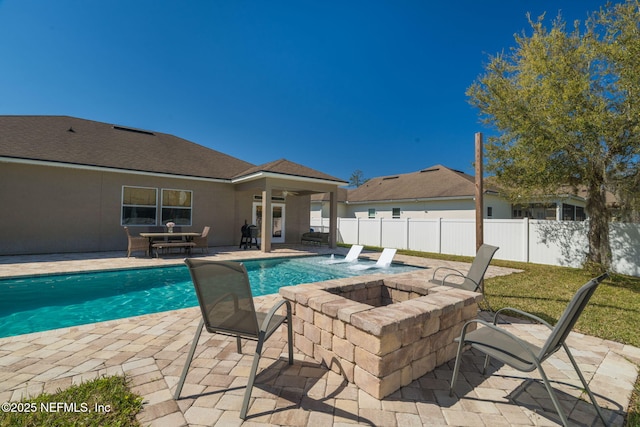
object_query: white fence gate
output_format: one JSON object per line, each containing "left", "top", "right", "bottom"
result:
{"left": 310, "top": 217, "right": 640, "bottom": 277}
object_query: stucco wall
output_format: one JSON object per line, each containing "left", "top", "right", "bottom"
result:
{"left": 0, "top": 162, "right": 238, "bottom": 255}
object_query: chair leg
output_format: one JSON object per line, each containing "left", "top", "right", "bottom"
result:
{"left": 449, "top": 338, "right": 466, "bottom": 396}
{"left": 286, "top": 306, "right": 293, "bottom": 365}
{"left": 535, "top": 360, "right": 571, "bottom": 427}
{"left": 240, "top": 333, "right": 265, "bottom": 420}
{"left": 174, "top": 319, "right": 205, "bottom": 399}
{"left": 236, "top": 336, "right": 242, "bottom": 354}
{"left": 482, "top": 355, "right": 491, "bottom": 375}
{"left": 563, "top": 344, "right": 609, "bottom": 426}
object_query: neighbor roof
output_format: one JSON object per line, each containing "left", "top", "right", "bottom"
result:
{"left": 345, "top": 165, "right": 496, "bottom": 203}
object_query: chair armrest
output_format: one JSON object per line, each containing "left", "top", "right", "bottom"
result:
{"left": 259, "top": 299, "right": 291, "bottom": 333}
{"left": 493, "top": 307, "right": 554, "bottom": 330}
{"left": 442, "top": 273, "right": 480, "bottom": 291}
{"left": 431, "top": 266, "right": 464, "bottom": 281}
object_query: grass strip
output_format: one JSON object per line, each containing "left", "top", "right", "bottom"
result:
{"left": 0, "top": 375, "right": 142, "bottom": 427}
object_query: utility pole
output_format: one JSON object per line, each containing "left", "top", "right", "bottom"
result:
{"left": 475, "top": 132, "right": 484, "bottom": 252}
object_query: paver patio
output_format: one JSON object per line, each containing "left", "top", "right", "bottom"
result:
{"left": 0, "top": 246, "right": 638, "bottom": 426}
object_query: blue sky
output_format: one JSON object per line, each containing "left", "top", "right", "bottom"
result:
{"left": 0, "top": 0, "right": 618, "bottom": 183}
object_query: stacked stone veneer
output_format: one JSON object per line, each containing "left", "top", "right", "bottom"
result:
{"left": 279, "top": 273, "right": 482, "bottom": 399}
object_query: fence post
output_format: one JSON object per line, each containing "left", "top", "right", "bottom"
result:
{"left": 405, "top": 218, "right": 410, "bottom": 250}
{"left": 437, "top": 217, "right": 442, "bottom": 254}
{"left": 379, "top": 218, "right": 383, "bottom": 247}
{"left": 356, "top": 217, "right": 360, "bottom": 245}
{"left": 523, "top": 217, "right": 529, "bottom": 263}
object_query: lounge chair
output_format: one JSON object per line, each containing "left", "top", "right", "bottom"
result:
{"left": 174, "top": 259, "right": 293, "bottom": 420}
{"left": 191, "top": 226, "right": 210, "bottom": 254}
{"left": 349, "top": 248, "right": 396, "bottom": 270}
{"left": 449, "top": 272, "right": 610, "bottom": 427}
{"left": 429, "top": 244, "right": 499, "bottom": 292}
{"left": 322, "top": 244, "right": 364, "bottom": 264}
{"left": 124, "top": 226, "right": 149, "bottom": 257}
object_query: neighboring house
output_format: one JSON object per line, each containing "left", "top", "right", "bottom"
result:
{"left": 311, "top": 164, "right": 587, "bottom": 222}
{"left": 0, "top": 116, "right": 347, "bottom": 255}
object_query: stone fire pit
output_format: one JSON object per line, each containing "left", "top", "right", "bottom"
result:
{"left": 279, "top": 273, "right": 482, "bottom": 399}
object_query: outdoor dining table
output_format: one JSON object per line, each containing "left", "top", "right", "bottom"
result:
{"left": 139, "top": 232, "right": 201, "bottom": 256}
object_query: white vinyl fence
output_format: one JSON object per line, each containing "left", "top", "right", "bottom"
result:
{"left": 310, "top": 217, "right": 640, "bottom": 277}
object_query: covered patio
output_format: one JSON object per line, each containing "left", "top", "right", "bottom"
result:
{"left": 232, "top": 159, "right": 345, "bottom": 252}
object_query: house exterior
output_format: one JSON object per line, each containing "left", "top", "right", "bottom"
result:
{"left": 0, "top": 116, "right": 347, "bottom": 255}
{"left": 311, "top": 165, "right": 587, "bottom": 223}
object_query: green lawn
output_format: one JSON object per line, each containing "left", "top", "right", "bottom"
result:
{"left": 0, "top": 375, "right": 143, "bottom": 427}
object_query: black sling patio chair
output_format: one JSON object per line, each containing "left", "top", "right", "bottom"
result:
{"left": 449, "top": 272, "right": 610, "bottom": 427}
{"left": 174, "top": 259, "right": 293, "bottom": 420}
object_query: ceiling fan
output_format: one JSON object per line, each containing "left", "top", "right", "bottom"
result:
{"left": 281, "top": 190, "right": 299, "bottom": 198}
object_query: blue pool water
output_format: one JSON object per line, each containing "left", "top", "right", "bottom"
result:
{"left": 0, "top": 255, "right": 420, "bottom": 338}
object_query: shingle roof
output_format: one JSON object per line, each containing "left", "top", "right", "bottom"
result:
{"left": 346, "top": 165, "right": 492, "bottom": 203}
{"left": 0, "top": 115, "right": 255, "bottom": 180}
{"left": 234, "top": 158, "right": 346, "bottom": 184}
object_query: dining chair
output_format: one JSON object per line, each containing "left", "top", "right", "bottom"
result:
{"left": 123, "top": 226, "right": 149, "bottom": 257}
{"left": 192, "top": 226, "right": 210, "bottom": 254}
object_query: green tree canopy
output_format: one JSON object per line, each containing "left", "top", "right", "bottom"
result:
{"left": 349, "top": 169, "right": 368, "bottom": 187}
{"left": 468, "top": 0, "right": 640, "bottom": 268}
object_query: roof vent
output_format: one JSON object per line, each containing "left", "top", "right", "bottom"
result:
{"left": 113, "top": 125, "right": 155, "bottom": 136}
{"left": 382, "top": 176, "right": 399, "bottom": 180}
{"left": 67, "top": 127, "right": 75, "bottom": 133}
{"left": 420, "top": 167, "right": 439, "bottom": 173}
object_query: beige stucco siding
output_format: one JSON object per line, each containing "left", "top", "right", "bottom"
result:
{"left": 0, "top": 162, "right": 237, "bottom": 255}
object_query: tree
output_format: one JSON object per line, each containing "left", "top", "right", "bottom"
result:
{"left": 467, "top": 0, "right": 640, "bottom": 269}
{"left": 349, "top": 169, "right": 368, "bottom": 187}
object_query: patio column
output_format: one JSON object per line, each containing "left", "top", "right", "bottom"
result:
{"left": 261, "top": 187, "right": 272, "bottom": 252}
{"left": 329, "top": 190, "right": 338, "bottom": 249}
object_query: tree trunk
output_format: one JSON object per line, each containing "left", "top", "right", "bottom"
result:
{"left": 585, "top": 178, "right": 611, "bottom": 269}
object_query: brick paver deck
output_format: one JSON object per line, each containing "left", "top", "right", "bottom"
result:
{"left": 0, "top": 246, "right": 638, "bottom": 426}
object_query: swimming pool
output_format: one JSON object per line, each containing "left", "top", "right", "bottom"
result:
{"left": 0, "top": 255, "right": 420, "bottom": 338}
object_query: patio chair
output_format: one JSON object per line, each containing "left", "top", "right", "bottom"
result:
{"left": 429, "top": 244, "right": 499, "bottom": 292}
{"left": 349, "top": 248, "right": 396, "bottom": 270}
{"left": 323, "top": 244, "right": 364, "bottom": 264}
{"left": 449, "top": 272, "right": 610, "bottom": 427}
{"left": 191, "top": 226, "right": 210, "bottom": 254}
{"left": 123, "top": 226, "right": 149, "bottom": 257}
{"left": 175, "top": 259, "right": 293, "bottom": 420}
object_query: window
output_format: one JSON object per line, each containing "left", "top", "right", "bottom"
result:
{"left": 368, "top": 208, "right": 376, "bottom": 219}
{"left": 392, "top": 208, "right": 401, "bottom": 219}
{"left": 122, "top": 186, "right": 157, "bottom": 225}
{"left": 161, "top": 189, "right": 192, "bottom": 226}
{"left": 512, "top": 203, "right": 558, "bottom": 220}
{"left": 562, "top": 203, "right": 586, "bottom": 221}
{"left": 487, "top": 206, "right": 493, "bottom": 217}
